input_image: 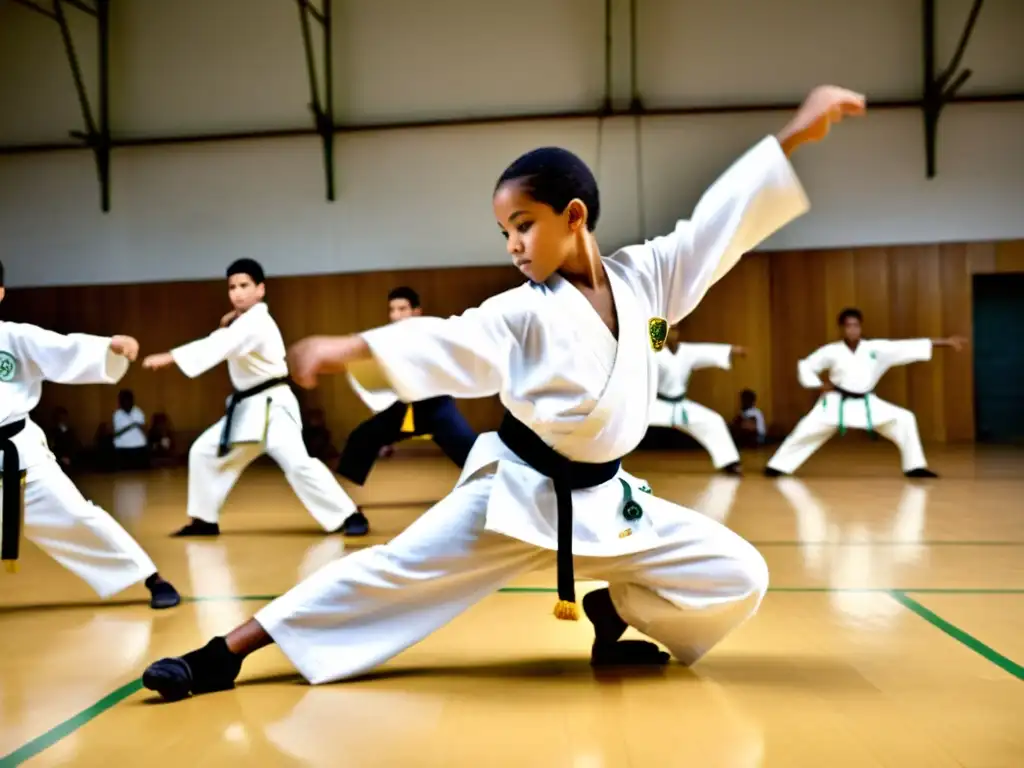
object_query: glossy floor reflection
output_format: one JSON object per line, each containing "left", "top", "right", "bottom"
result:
{"left": 1, "top": 444, "right": 1022, "bottom": 766}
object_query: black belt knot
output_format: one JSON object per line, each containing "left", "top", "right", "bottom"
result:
{"left": 497, "top": 412, "right": 621, "bottom": 620}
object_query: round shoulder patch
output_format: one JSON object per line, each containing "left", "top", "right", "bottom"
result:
{"left": 0, "top": 351, "right": 17, "bottom": 382}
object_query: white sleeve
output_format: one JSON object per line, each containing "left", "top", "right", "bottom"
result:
{"left": 357, "top": 298, "right": 514, "bottom": 402}
{"left": 682, "top": 343, "right": 734, "bottom": 371}
{"left": 753, "top": 409, "right": 766, "bottom": 437}
{"left": 170, "top": 315, "right": 262, "bottom": 379}
{"left": 875, "top": 339, "right": 933, "bottom": 368}
{"left": 797, "top": 345, "right": 832, "bottom": 389}
{"left": 16, "top": 325, "right": 128, "bottom": 385}
{"left": 614, "top": 136, "right": 809, "bottom": 325}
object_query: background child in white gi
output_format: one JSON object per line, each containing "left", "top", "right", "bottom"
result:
{"left": 648, "top": 324, "right": 747, "bottom": 474}
{"left": 0, "top": 259, "right": 180, "bottom": 609}
{"left": 765, "top": 307, "right": 966, "bottom": 477}
{"left": 142, "top": 259, "right": 359, "bottom": 537}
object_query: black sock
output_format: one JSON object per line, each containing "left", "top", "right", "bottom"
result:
{"left": 182, "top": 637, "right": 243, "bottom": 694}
{"left": 582, "top": 588, "right": 628, "bottom": 646}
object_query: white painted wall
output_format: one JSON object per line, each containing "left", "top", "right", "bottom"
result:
{"left": 0, "top": 0, "right": 1021, "bottom": 287}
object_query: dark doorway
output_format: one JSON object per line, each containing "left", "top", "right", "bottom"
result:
{"left": 973, "top": 273, "right": 1024, "bottom": 444}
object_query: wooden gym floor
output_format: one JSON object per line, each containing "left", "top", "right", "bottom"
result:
{"left": 1, "top": 443, "right": 1022, "bottom": 767}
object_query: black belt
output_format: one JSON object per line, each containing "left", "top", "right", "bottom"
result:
{"left": 1, "top": 419, "right": 26, "bottom": 573}
{"left": 656, "top": 391, "right": 686, "bottom": 403}
{"left": 218, "top": 377, "right": 290, "bottom": 457}
{"left": 834, "top": 387, "right": 870, "bottom": 399}
{"left": 497, "top": 411, "right": 624, "bottom": 621}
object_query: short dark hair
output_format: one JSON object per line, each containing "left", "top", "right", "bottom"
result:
{"left": 0, "top": 259, "right": 5, "bottom": 287}
{"left": 227, "top": 258, "right": 265, "bottom": 285}
{"left": 387, "top": 286, "right": 420, "bottom": 308}
{"left": 837, "top": 307, "right": 863, "bottom": 325}
{"left": 494, "top": 147, "right": 600, "bottom": 231}
{"left": 740, "top": 388, "right": 756, "bottom": 405}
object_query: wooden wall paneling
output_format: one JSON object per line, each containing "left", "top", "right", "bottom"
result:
{"left": 938, "top": 243, "right": 974, "bottom": 442}
{"left": 677, "top": 255, "right": 772, "bottom": 421}
{"left": 3, "top": 240, "right": 1022, "bottom": 450}
{"left": 995, "top": 240, "right": 1024, "bottom": 273}
{"left": 769, "top": 250, "right": 823, "bottom": 431}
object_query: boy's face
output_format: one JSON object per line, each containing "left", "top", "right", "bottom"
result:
{"left": 492, "top": 180, "right": 585, "bottom": 284}
{"left": 388, "top": 298, "right": 421, "bottom": 323}
{"left": 841, "top": 316, "right": 862, "bottom": 343}
{"left": 228, "top": 273, "right": 265, "bottom": 311}
{"left": 0, "top": 286, "right": 5, "bottom": 304}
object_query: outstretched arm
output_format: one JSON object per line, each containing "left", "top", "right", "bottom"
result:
{"left": 16, "top": 326, "right": 136, "bottom": 385}
{"left": 931, "top": 336, "right": 967, "bottom": 351}
{"left": 616, "top": 85, "right": 864, "bottom": 326}
{"left": 288, "top": 297, "right": 516, "bottom": 401}
{"left": 143, "top": 311, "right": 262, "bottom": 377}
{"left": 876, "top": 335, "right": 966, "bottom": 368}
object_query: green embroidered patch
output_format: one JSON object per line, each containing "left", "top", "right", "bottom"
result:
{"left": 648, "top": 317, "right": 668, "bottom": 351}
{"left": 0, "top": 351, "right": 17, "bottom": 383}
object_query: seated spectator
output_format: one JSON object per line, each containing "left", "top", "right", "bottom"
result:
{"left": 732, "top": 389, "right": 766, "bottom": 448}
{"left": 113, "top": 389, "right": 149, "bottom": 470}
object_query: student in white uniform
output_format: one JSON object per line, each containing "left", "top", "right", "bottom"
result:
{"left": 336, "top": 286, "right": 479, "bottom": 536}
{"left": 141, "top": 259, "right": 358, "bottom": 537}
{"left": 112, "top": 389, "right": 148, "bottom": 470}
{"left": 0, "top": 260, "right": 180, "bottom": 609}
{"left": 648, "top": 326, "right": 745, "bottom": 474}
{"left": 765, "top": 307, "right": 966, "bottom": 478}
{"left": 141, "top": 85, "right": 865, "bottom": 701}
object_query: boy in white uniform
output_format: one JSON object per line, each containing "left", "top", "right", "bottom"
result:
{"left": 765, "top": 307, "right": 965, "bottom": 478}
{"left": 141, "top": 85, "right": 864, "bottom": 701}
{"left": 0, "top": 260, "right": 180, "bottom": 609}
{"left": 648, "top": 326, "right": 746, "bottom": 474}
{"left": 142, "top": 259, "right": 358, "bottom": 536}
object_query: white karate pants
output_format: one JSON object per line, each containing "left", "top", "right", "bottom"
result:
{"left": 8, "top": 459, "right": 158, "bottom": 597}
{"left": 256, "top": 473, "right": 768, "bottom": 684}
{"left": 187, "top": 405, "right": 357, "bottom": 532}
{"left": 767, "top": 393, "right": 927, "bottom": 474}
{"left": 649, "top": 398, "right": 741, "bottom": 469}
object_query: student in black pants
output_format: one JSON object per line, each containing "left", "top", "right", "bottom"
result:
{"left": 336, "top": 287, "right": 478, "bottom": 535}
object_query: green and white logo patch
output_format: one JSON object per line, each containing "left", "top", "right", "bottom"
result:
{"left": 0, "top": 351, "right": 17, "bottom": 382}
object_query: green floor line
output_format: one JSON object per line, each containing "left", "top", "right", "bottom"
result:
{"left": 0, "top": 679, "right": 143, "bottom": 767}
{"left": 890, "top": 591, "right": 1024, "bottom": 681}
{"left": 751, "top": 540, "right": 1024, "bottom": 546}
{"left": 5, "top": 586, "right": 1023, "bottom": 765}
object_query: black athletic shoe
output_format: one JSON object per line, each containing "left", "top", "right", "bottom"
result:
{"left": 338, "top": 510, "right": 370, "bottom": 536}
{"left": 171, "top": 519, "right": 220, "bottom": 537}
{"left": 148, "top": 579, "right": 181, "bottom": 610}
{"left": 143, "top": 637, "right": 241, "bottom": 702}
